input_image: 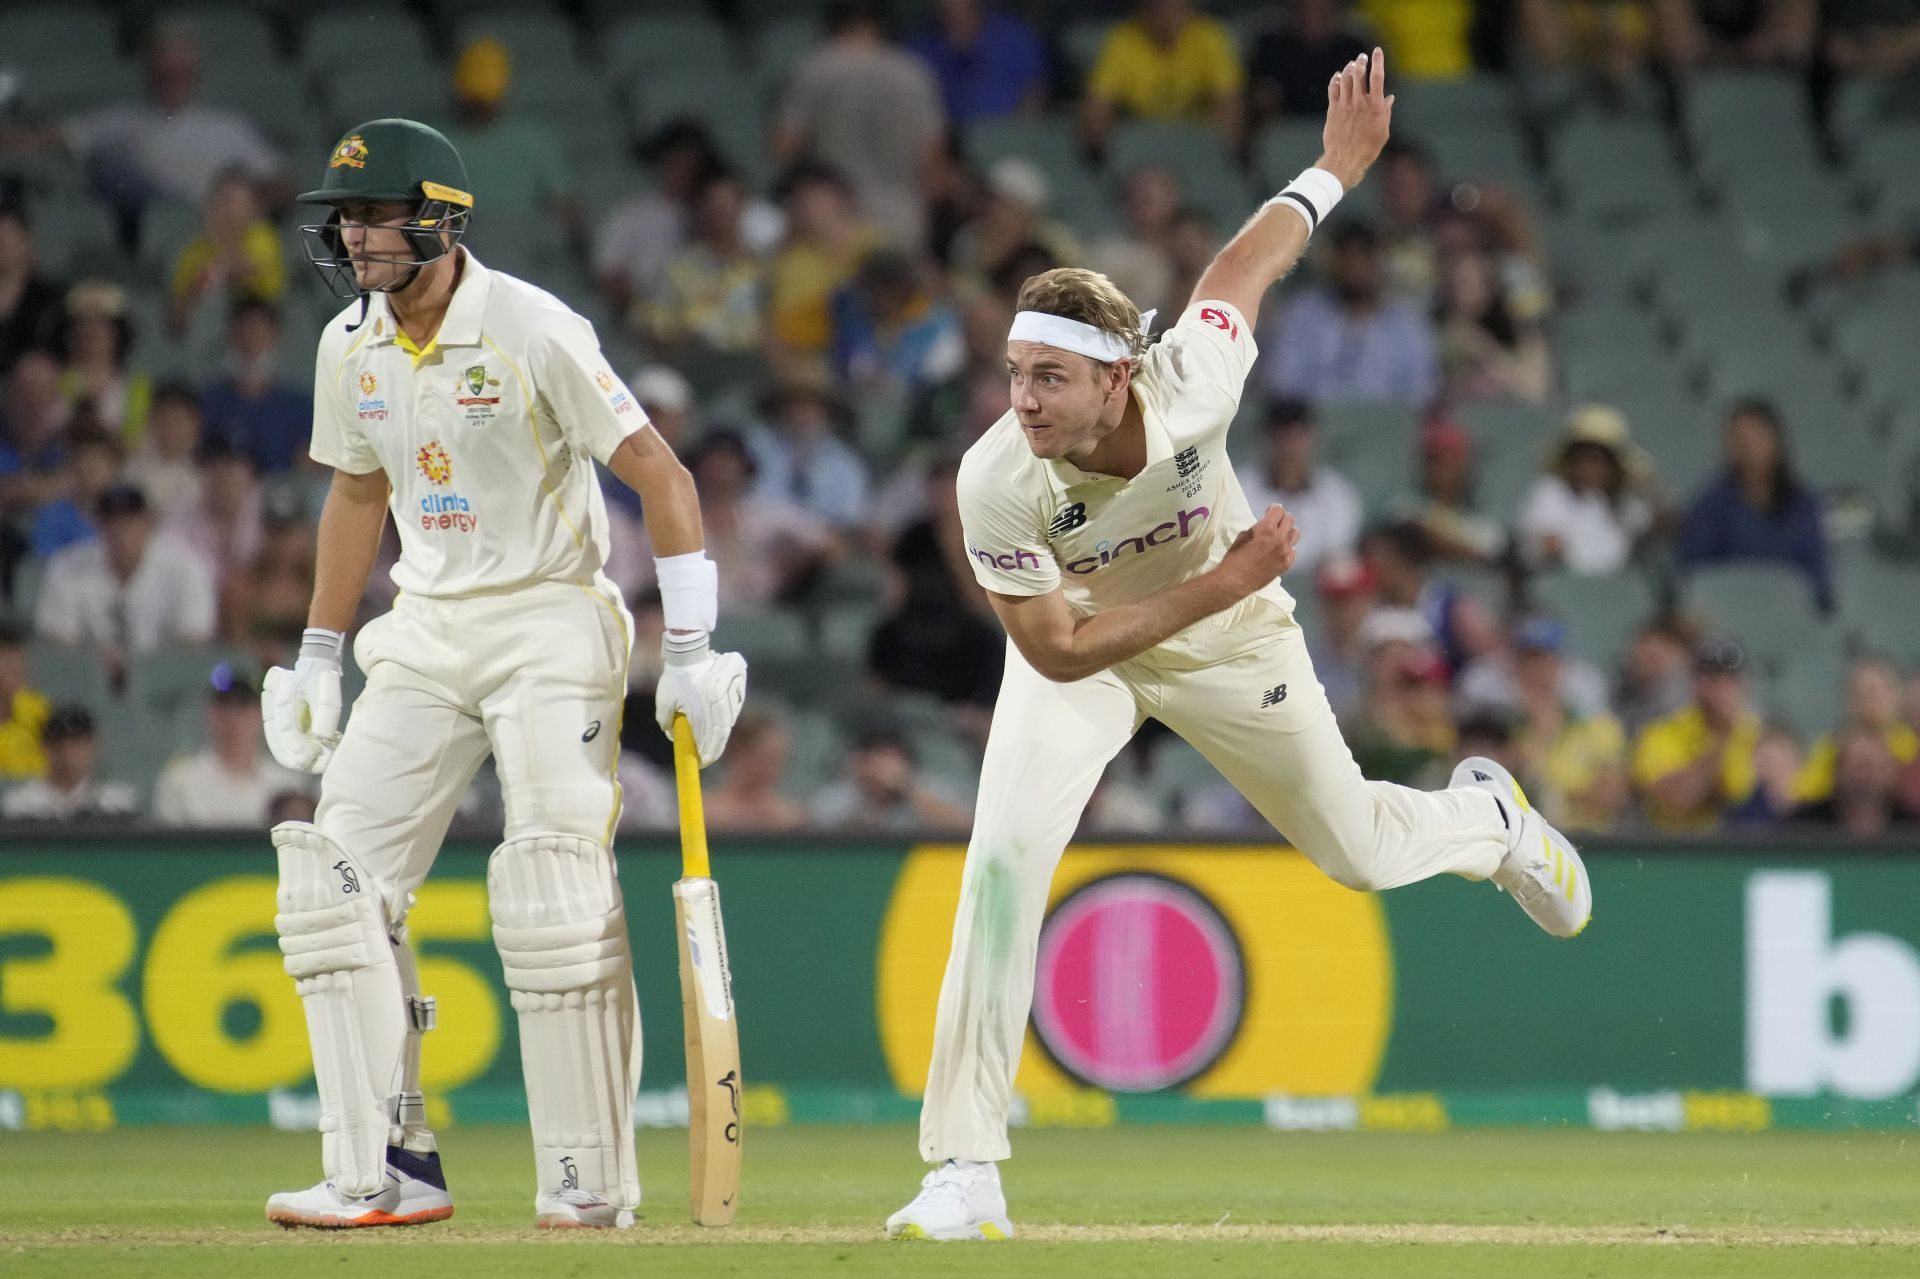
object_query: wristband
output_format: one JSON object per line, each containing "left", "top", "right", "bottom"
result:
{"left": 1264, "top": 167, "right": 1345, "bottom": 236}
{"left": 662, "top": 630, "right": 712, "bottom": 666}
{"left": 299, "top": 627, "right": 346, "bottom": 665}
{"left": 655, "top": 551, "right": 719, "bottom": 634}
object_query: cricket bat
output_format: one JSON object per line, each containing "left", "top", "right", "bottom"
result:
{"left": 672, "top": 715, "right": 742, "bottom": 1226}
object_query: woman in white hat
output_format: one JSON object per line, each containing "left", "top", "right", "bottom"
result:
{"left": 1517, "top": 402, "right": 1662, "bottom": 575}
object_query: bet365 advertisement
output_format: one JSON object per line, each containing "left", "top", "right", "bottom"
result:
{"left": 3, "top": 839, "right": 1918, "bottom": 1133}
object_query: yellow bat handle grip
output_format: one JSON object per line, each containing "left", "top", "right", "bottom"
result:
{"left": 673, "top": 713, "right": 711, "bottom": 880}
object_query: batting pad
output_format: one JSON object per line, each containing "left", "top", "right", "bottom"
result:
{"left": 489, "top": 833, "right": 641, "bottom": 1210}
{"left": 273, "top": 821, "right": 409, "bottom": 1197}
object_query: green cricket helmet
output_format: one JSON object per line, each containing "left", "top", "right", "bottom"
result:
{"left": 299, "top": 118, "right": 474, "bottom": 300}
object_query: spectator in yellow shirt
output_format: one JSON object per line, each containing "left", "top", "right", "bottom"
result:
{"left": 1361, "top": 0, "right": 1475, "bottom": 80}
{"left": 1632, "top": 637, "right": 1763, "bottom": 831}
{"left": 1795, "top": 655, "right": 1918, "bottom": 802}
{"left": 166, "top": 168, "right": 285, "bottom": 341}
{"left": 767, "top": 165, "right": 878, "bottom": 361}
{"left": 1508, "top": 617, "right": 1630, "bottom": 833}
{"left": 1082, "top": 0, "right": 1247, "bottom": 155}
{"left": 0, "top": 622, "right": 50, "bottom": 779}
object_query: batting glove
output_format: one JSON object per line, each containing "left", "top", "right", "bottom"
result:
{"left": 263, "top": 628, "right": 346, "bottom": 774}
{"left": 654, "top": 632, "right": 747, "bottom": 767}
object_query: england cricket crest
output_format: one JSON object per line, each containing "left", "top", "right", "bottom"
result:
{"left": 454, "top": 363, "right": 502, "bottom": 421}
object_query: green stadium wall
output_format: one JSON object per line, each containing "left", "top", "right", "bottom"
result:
{"left": 3, "top": 839, "right": 1917, "bottom": 1134}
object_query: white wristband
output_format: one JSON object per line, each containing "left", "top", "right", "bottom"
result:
{"left": 654, "top": 551, "right": 718, "bottom": 634}
{"left": 1264, "top": 167, "right": 1345, "bottom": 236}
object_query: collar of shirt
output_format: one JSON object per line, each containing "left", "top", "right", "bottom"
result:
{"left": 1040, "top": 384, "right": 1174, "bottom": 496}
{"left": 363, "top": 248, "right": 494, "bottom": 363}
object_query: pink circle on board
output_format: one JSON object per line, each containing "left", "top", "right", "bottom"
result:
{"left": 1031, "top": 874, "right": 1245, "bottom": 1092}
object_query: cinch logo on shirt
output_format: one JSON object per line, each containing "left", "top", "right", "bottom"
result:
{"left": 1062, "top": 505, "right": 1211, "bottom": 575}
{"left": 968, "top": 541, "right": 1042, "bottom": 572}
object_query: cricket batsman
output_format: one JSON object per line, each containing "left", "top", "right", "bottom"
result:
{"left": 260, "top": 119, "right": 746, "bottom": 1229}
{"left": 886, "top": 52, "right": 1592, "bottom": 1242}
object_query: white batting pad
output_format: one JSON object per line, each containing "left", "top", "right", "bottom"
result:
{"left": 273, "top": 821, "right": 409, "bottom": 1196}
{"left": 489, "top": 832, "right": 641, "bottom": 1211}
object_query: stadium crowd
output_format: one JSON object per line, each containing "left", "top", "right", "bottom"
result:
{"left": 2, "top": 0, "right": 1920, "bottom": 838}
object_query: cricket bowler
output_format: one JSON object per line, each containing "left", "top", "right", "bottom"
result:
{"left": 260, "top": 118, "right": 746, "bottom": 1229}
{"left": 887, "top": 53, "right": 1592, "bottom": 1241}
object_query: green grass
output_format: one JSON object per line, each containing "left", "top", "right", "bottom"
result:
{"left": 6, "top": 1125, "right": 1918, "bottom": 1277}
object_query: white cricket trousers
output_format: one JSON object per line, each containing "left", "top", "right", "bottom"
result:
{"left": 918, "top": 617, "right": 1508, "bottom": 1163}
{"left": 316, "top": 575, "right": 633, "bottom": 924}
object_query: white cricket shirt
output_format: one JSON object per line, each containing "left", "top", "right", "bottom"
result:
{"left": 310, "top": 249, "right": 648, "bottom": 598}
{"left": 958, "top": 300, "right": 1296, "bottom": 666}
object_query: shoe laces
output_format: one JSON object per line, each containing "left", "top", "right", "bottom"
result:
{"left": 917, "top": 1160, "right": 983, "bottom": 1210}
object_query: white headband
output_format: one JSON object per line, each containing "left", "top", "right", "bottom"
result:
{"left": 1008, "top": 308, "right": 1157, "bottom": 363}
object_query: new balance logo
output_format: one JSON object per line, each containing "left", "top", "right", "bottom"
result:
{"left": 1260, "top": 684, "right": 1288, "bottom": 708}
{"left": 1472, "top": 770, "right": 1493, "bottom": 782}
{"left": 1049, "top": 502, "right": 1087, "bottom": 536}
{"left": 1175, "top": 446, "right": 1200, "bottom": 479}
{"left": 334, "top": 861, "right": 360, "bottom": 894}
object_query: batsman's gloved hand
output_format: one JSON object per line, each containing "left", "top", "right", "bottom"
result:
{"left": 655, "top": 631, "right": 747, "bottom": 768}
{"left": 263, "top": 628, "right": 346, "bottom": 774}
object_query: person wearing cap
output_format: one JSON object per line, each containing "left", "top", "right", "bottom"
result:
{"left": 1311, "top": 551, "right": 1378, "bottom": 718}
{"left": 1350, "top": 641, "right": 1457, "bottom": 786}
{"left": 1503, "top": 616, "right": 1629, "bottom": 834}
{"left": 891, "top": 55, "right": 1592, "bottom": 1244}
{"left": 439, "top": 38, "right": 579, "bottom": 249}
{"left": 33, "top": 484, "right": 217, "bottom": 678}
{"left": 263, "top": 118, "right": 745, "bottom": 1231}
{"left": 1517, "top": 404, "right": 1659, "bottom": 576}
{"left": 0, "top": 703, "right": 137, "bottom": 820}
{"left": 747, "top": 368, "right": 872, "bottom": 529}
{"left": 55, "top": 279, "right": 152, "bottom": 443}
{"left": 1632, "top": 637, "right": 1763, "bottom": 831}
{"left": 151, "top": 663, "right": 306, "bottom": 828}
{"left": 1236, "top": 398, "right": 1362, "bottom": 574}
{"left": 1390, "top": 414, "right": 1505, "bottom": 564}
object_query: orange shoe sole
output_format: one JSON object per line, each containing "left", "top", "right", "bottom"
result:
{"left": 268, "top": 1205, "right": 454, "bottom": 1229}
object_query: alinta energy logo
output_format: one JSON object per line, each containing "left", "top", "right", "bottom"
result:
{"left": 356, "top": 369, "right": 387, "bottom": 421}
{"left": 1031, "top": 873, "right": 1246, "bottom": 1091}
{"left": 415, "top": 440, "right": 477, "bottom": 533}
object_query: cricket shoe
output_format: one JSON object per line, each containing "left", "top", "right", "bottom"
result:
{"left": 1452, "top": 755, "right": 1593, "bottom": 939}
{"left": 266, "top": 1146, "right": 453, "bottom": 1228}
{"left": 886, "top": 1159, "right": 1014, "bottom": 1241}
{"left": 534, "top": 1189, "right": 635, "bottom": 1230}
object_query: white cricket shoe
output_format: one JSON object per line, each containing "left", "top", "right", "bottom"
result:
{"left": 886, "top": 1159, "right": 1014, "bottom": 1241}
{"left": 1452, "top": 755, "right": 1593, "bottom": 938}
{"left": 266, "top": 1146, "right": 453, "bottom": 1228}
{"left": 534, "top": 1189, "right": 635, "bottom": 1230}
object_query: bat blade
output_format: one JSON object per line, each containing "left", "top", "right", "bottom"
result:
{"left": 675, "top": 877, "right": 741, "bottom": 1225}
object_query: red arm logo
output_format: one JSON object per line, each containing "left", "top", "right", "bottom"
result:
{"left": 1200, "top": 307, "right": 1239, "bottom": 340}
